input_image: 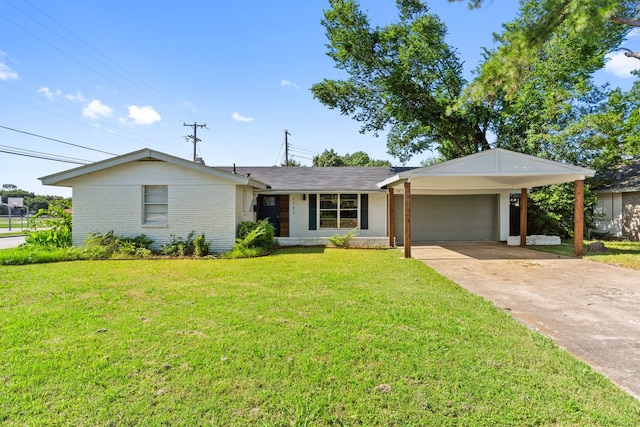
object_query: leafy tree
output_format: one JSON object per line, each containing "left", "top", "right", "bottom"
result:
{"left": 280, "top": 158, "right": 302, "bottom": 167}
{"left": 0, "top": 187, "right": 69, "bottom": 215}
{"left": 2, "top": 184, "right": 17, "bottom": 190}
{"left": 313, "top": 149, "right": 344, "bottom": 166}
{"left": 313, "top": 149, "right": 392, "bottom": 166}
{"left": 452, "top": 0, "right": 634, "bottom": 103}
{"left": 311, "top": 0, "right": 493, "bottom": 163}
{"left": 314, "top": 0, "right": 638, "bottom": 236}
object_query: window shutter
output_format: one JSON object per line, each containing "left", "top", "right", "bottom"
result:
{"left": 308, "top": 194, "right": 317, "bottom": 230}
{"left": 360, "top": 194, "right": 368, "bottom": 230}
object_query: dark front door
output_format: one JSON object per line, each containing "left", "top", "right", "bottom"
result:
{"left": 258, "top": 195, "right": 281, "bottom": 236}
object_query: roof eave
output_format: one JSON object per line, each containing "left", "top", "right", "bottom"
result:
{"left": 39, "top": 148, "right": 265, "bottom": 188}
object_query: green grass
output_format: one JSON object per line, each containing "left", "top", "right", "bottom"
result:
{"left": 530, "top": 240, "right": 640, "bottom": 270}
{"left": 0, "top": 217, "right": 28, "bottom": 229}
{"left": 1, "top": 248, "right": 639, "bottom": 425}
{"left": 0, "top": 246, "right": 86, "bottom": 265}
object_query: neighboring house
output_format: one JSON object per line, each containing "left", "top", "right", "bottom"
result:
{"left": 39, "top": 147, "right": 595, "bottom": 255}
{"left": 593, "top": 158, "right": 640, "bottom": 241}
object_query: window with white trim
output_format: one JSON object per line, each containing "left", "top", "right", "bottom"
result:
{"left": 143, "top": 185, "right": 168, "bottom": 224}
{"left": 319, "top": 194, "right": 358, "bottom": 228}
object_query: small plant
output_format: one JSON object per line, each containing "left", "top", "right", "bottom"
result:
{"left": 24, "top": 200, "right": 73, "bottom": 248}
{"left": 225, "top": 220, "right": 277, "bottom": 258}
{"left": 328, "top": 228, "right": 357, "bottom": 248}
{"left": 160, "top": 231, "right": 210, "bottom": 257}
{"left": 84, "top": 231, "right": 154, "bottom": 259}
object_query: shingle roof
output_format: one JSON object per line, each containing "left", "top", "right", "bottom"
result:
{"left": 214, "top": 166, "right": 414, "bottom": 192}
{"left": 594, "top": 158, "right": 640, "bottom": 192}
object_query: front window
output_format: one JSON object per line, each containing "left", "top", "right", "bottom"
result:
{"left": 143, "top": 185, "right": 168, "bottom": 224}
{"left": 319, "top": 194, "right": 358, "bottom": 228}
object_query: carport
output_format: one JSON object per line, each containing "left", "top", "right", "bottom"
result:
{"left": 377, "top": 149, "right": 595, "bottom": 258}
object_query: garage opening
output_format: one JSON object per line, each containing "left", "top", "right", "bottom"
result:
{"left": 394, "top": 194, "right": 498, "bottom": 242}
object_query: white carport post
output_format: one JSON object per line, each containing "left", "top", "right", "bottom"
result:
{"left": 520, "top": 188, "right": 528, "bottom": 247}
{"left": 388, "top": 187, "right": 395, "bottom": 247}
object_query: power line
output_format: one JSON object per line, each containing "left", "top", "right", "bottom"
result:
{"left": 1, "top": 1, "right": 186, "bottom": 124}
{"left": 0, "top": 146, "right": 89, "bottom": 164}
{"left": 0, "top": 86, "right": 173, "bottom": 150}
{"left": 19, "top": 0, "right": 183, "bottom": 121}
{"left": 0, "top": 144, "right": 92, "bottom": 163}
{"left": 0, "top": 124, "right": 117, "bottom": 156}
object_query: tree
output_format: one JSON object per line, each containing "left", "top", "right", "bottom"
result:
{"left": 313, "top": 149, "right": 392, "bottom": 166}
{"left": 279, "top": 158, "right": 302, "bottom": 167}
{"left": 311, "top": 0, "right": 493, "bottom": 163}
{"left": 0, "top": 187, "right": 70, "bottom": 215}
{"left": 314, "top": 0, "right": 639, "bottom": 236}
{"left": 313, "top": 149, "right": 344, "bottom": 166}
{"left": 452, "top": 0, "right": 634, "bottom": 103}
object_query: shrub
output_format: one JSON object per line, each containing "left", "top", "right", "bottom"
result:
{"left": 328, "top": 228, "right": 358, "bottom": 248}
{"left": 24, "top": 200, "right": 73, "bottom": 248}
{"left": 236, "top": 219, "right": 277, "bottom": 249}
{"left": 84, "top": 231, "right": 154, "bottom": 259}
{"left": 160, "top": 231, "right": 210, "bottom": 257}
{"left": 224, "top": 220, "right": 277, "bottom": 258}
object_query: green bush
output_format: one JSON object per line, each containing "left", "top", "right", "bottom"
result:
{"left": 236, "top": 219, "right": 276, "bottom": 249}
{"left": 224, "top": 220, "right": 277, "bottom": 258}
{"left": 24, "top": 200, "right": 73, "bottom": 248}
{"left": 328, "top": 228, "right": 357, "bottom": 248}
{"left": 85, "top": 231, "right": 154, "bottom": 259}
{"left": 160, "top": 231, "right": 210, "bottom": 257}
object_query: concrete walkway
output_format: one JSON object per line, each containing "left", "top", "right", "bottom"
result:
{"left": 411, "top": 242, "right": 640, "bottom": 399}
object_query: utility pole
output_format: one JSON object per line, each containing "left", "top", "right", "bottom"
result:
{"left": 184, "top": 122, "right": 206, "bottom": 162}
{"left": 284, "top": 129, "right": 290, "bottom": 167}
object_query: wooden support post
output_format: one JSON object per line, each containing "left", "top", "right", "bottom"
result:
{"left": 520, "top": 188, "right": 528, "bottom": 247}
{"left": 404, "top": 181, "right": 411, "bottom": 258}
{"left": 388, "top": 187, "right": 395, "bottom": 247}
{"left": 574, "top": 180, "right": 585, "bottom": 257}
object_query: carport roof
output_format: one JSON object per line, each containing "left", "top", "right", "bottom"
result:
{"left": 377, "top": 148, "right": 595, "bottom": 192}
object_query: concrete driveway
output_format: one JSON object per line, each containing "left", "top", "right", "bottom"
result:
{"left": 412, "top": 242, "right": 640, "bottom": 399}
{"left": 0, "top": 235, "right": 25, "bottom": 249}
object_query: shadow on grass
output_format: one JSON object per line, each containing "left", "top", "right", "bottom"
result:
{"left": 270, "top": 246, "right": 326, "bottom": 256}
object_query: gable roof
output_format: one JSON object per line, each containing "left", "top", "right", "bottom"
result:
{"left": 378, "top": 148, "right": 595, "bottom": 191}
{"left": 215, "top": 166, "right": 413, "bottom": 192}
{"left": 594, "top": 158, "right": 640, "bottom": 192}
{"left": 39, "top": 148, "right": 269, "bottom": 189}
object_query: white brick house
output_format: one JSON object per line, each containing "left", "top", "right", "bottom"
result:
{"left": 40, "top": 148, "right": 595, "bottom": 255}
{"left": 39, "top": 149, "right": 395, "bottom": 252}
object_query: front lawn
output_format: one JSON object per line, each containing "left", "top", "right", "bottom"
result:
{"left": 1, "top": 248, "right": 638, "bottom": 425}
{"left": 531, "top": 240, "right": 640, "bottom": 270}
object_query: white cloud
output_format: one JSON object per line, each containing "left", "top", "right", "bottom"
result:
{"left": 125, "top": 105, "right": 161, "bottom": 125}
{"left": 0, "top": 52, "right": 18, "bottom": 81}
{"left": 65, "top": 91, "right": 87, "bottom": 102}
{"left": 281, "top": 79, "right": 300, "bottom": 89}
{"left": 82, "top": 99, "right": 113, "bottom": 119}
{"left": 605, "top": 30, "right": 640, "bottom": 79}
{"left": 232, "top": 112, "right": 253, "bottom": 122}
{"left": 605, "top": 51, "right": 640, "bottom": 79}
{"left": 37, "top": 87, "right": 61, "bottom": 100}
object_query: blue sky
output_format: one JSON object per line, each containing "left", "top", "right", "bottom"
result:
{"left": 1, "top": 0, "right": 638, "bottom": 197}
